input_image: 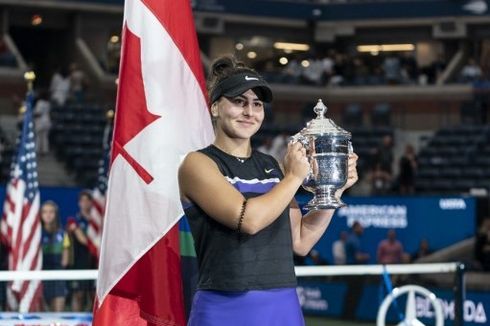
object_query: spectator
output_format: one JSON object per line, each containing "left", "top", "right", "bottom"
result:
{"left": 369, "top": 163, "right": 392, "bottom": 195}
{"left": 67, "top": 190, "right": 96, "bottom": 311}
{"left": 284, "top": 58, "right": 302, "bottom": 84}
{"left": 50, "top": 67, "right": 71, "bottom": 106}
{"left": 375, "top": 135, "right": 394, "bottom": 174}
{"left": 345, "top": 221, "right": 369, "bottom": 264}
{"left": 377, "top": 229, "right": 404, "bottom": 264}
{"left": 411, "top": 239, "right": 432, "bottom": 261}
{"left": 475, "top": 219, "right": 490, "bottom": 271}
{"left": 460, "top": 58, "right": 482, "bottom": 83}
{"left": 332, "top": 231, "right": 348, "bottom": 265}
{"left": 41, "top": 200, "right": 70, "bottom": 312}
{"left": 302, "top": 57, "right": 325, "bottom": 85}
{"left": 383, "top": 54, "right": 402, "bottom": 85}
{"left": 34, "top": 90, "right": 51, "bottom": 155}
{"left": 398, "top": 144, "right": 417, "bottom": 194}
{"left": 69, "top": 63, "right": 88, "bottom": 103}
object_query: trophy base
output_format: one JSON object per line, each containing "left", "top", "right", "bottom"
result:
{"left": 304, "top": 186, "right": 346, "bottom": 211}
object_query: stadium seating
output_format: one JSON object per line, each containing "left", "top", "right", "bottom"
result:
{"left": 416, "top": 125, "right": 490, "bottom": 194}
{"left": 50, "top": 104, "right": 107, "bottom": 187}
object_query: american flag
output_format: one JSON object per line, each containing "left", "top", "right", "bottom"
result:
{"left": 86, "top": 115, "right": 112, "bottom": 259}
{"left": 0, "top": 90, "right": 42, "bottom": 312}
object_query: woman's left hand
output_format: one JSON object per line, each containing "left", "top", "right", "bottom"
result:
{"left": 338, "top": 153, "right": 359, "bottom": 194}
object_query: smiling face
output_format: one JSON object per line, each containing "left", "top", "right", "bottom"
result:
{"left": 214, "top": 89, "right": 265, "bottom": 141}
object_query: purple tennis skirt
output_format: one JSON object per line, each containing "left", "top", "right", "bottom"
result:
{"left": 188, "top": 288, "right": 305, "bottom": 326}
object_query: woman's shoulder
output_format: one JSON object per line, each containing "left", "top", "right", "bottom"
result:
{"left": 180, "top": 148, "right": 220, "bottom": 175}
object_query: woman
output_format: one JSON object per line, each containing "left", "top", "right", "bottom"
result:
{"left": 179, "top": 56, "right": 358, "bottom": 325}
{"left": 40, "top": 200, "right": 70, "bottom": 312}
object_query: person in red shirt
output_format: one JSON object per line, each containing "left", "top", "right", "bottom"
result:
{"left": 377, "top": 229, "right": 404, "bottom": 264}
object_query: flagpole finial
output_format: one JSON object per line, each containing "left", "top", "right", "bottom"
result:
{"left": 106, "top": 109, "right": 115, "bottom": 120}
{"left": 24, "top": 71, "right": 36, "bottom": 91}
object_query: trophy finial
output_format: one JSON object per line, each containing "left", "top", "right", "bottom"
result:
{"left": 24, "top": 71, "right": 36, "bottom": 91}
{"left": 313, "top": 99, "right": 327, "bottom": 119}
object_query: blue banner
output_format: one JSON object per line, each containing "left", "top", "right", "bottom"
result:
{"left": 297, "top": 195, "right": 476, "bottom": 265}
{"left": 0, "top": 186, "right": 82, "bottom": 226}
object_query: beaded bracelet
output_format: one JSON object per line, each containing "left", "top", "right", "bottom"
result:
{"left": 237, "top": 199, "right": 248, "bottom": 233}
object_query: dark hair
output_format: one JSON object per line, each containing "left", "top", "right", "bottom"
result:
{"left": 207, "top": 55, "right": 259, "bottom": 103}
{"left": 78, "top": 190, "right": 93, "bottom": 201}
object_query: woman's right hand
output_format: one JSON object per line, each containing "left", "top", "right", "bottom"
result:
{"left": 283, "top": 142, "right": 310, "bottom": 181}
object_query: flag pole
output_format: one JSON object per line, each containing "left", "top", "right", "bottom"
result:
{"left": 24, "top": 71, "right": 36, "bottom": 92}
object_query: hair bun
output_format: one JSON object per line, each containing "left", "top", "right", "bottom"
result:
{"left": 211, "top": 56, "right": 236, "bottom": 77}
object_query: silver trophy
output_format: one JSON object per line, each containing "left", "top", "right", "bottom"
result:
{"left": 290, "top": 99, "right": 352, "bottom": 210}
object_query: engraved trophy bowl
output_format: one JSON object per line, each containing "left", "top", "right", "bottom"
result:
{"left": 290, "top": 99, "right": 352, "bottom": 210}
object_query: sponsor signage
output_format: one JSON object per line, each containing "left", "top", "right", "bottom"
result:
{"left": 297, "top": 281, "right": 348, "bottom": 316}
{"left": 296, "top": 195, "right": 476, "bottom": 265}
{"left": 300, "top": 282, "right": 489, "bottom": 325}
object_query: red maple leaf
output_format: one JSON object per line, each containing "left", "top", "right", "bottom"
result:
{"left": 111, "top": 24, "right": 160, "bottom": 184}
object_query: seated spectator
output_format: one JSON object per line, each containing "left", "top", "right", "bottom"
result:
{"left": 460, "top": 58, "right": 482, "bottom": 83}
{"left": 383, "top": 54, "right": 402, "bottom": 85}
{"left": 475, "top": 218, "right": 490, "bottom": 271}
{"left": 345, "top": 221, "right": 370, "bottom": 264}
{"left": 302, "top": 57, "right": 325, "bottom": 85}
{"left": 41, "top": 201, "right": 70, "bottom": 312}
{"left": 332, "top": 231, "right": 348, "bottom": 265}
{"left": 411, "top": 238, "right": 432, "bottom": 261}
{"left": 377, "top": 229, "right": 404, "bottom": 264}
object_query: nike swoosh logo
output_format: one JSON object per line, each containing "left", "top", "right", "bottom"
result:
{"left": 245, "top": 76, "right": 259, "bottom": 81}
{"left": 265, "top": 168, "right": 274, "bottom": 173}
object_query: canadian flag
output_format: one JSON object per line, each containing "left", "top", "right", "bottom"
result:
{"left": 93, "top": 0, "right": 214, "bottom": 324}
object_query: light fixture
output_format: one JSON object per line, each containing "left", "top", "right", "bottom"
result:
{"left": 31, "top": 14, "right": 43, "bottom": 26}
{"left": 110, "top": 35, "right": 120, "bottom": 43}
{"left": 247, "top": 51, "right": 257, "bottom": 59}
{"left": 274, "top": 42, "right": 310, "bottom": 52}
{"left": 301, "top": 60, "right": 310, "bottom": 68}
{"left": 357, "top": 44, "right": 415, "bottom": 53}
{"left": 279, "top": 57, "right": 288, "bottom": 65}
{"left": 235, "top": 43, "right": 244, "bottom": 50}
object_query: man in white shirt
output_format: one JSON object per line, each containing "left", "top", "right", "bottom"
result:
{"left": 332, "top": 231, "right": 348, "bottom": 265}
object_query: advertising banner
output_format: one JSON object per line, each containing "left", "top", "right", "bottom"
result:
{"left": 296, "top": 195, "right": 476, "bottom": 265}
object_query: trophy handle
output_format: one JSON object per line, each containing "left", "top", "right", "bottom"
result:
{"left": 288, "top": 132, "right": 313, "bottom": 182}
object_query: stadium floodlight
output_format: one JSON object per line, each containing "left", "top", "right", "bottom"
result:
{"left": 274, "top": 42, "right": 310, "bottom": 52}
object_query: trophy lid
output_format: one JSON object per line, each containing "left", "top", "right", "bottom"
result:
{"left": 302, "top": 99, "right": 351, "bottom": 137}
